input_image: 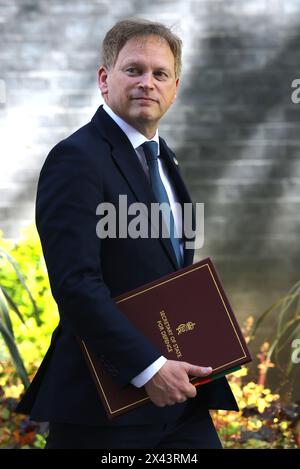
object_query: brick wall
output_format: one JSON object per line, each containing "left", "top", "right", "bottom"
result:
{"left": 1, "top": 0, "right": 300, "bottom": 325}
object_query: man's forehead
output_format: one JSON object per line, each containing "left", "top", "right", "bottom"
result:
{"left": 123, "top": 34, "right": 169, "bottom": 49}
{"left": 114, "top": 34, "right": 175, "bottom": 73}
{"left": 116, "top": 35, "right": 174, "bottom": 67}
{"left": 116, "top": 35, "right": 173, "bottom": 61}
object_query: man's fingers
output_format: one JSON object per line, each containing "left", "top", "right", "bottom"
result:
{"left": 186, "top": 384, "right": 197, "bottom": 398}
{"left": 186, "top": 364, "right": 213, "bottom": 377}
{"left": 145, "top": 360, "right": 213, "bottom": 408}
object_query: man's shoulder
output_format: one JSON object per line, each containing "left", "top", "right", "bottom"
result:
{"left": 43, "top": 114, "right": 111, "bottom": 171}
{"left": 51, "top": 119, "right": 108, "bottom": 157}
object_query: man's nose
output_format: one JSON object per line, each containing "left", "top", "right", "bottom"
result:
{"left": 138, "top": 72, "right": 154, "bottom": 89}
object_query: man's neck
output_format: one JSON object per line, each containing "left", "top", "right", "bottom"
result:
{"left": 130, "top": 123, "right": 157, "bottom": 140}
{"left": 102, "top": 103, "right": 158, "bottom": 140}
{"left": 102, "top": 103, "right": 159, "bottom": 147}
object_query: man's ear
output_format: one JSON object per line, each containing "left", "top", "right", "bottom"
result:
{"left": 172, "top": 78, "right": 180, "bottom": 103}
{"left": 98, "top": 66, "right": 109, "bottom": 96}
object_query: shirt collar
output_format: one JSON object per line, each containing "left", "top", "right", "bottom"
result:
{"left": 102, "top": 103, "right": 159, "bottom": 154}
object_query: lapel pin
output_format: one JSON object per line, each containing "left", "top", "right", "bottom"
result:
{"left": 173, "top": 157, "right": 179, "bottom": 166}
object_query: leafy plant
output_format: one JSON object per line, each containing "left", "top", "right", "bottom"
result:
{"left": 0, "top": 285, "right": 29, "bottom": 388}
{"left": 211, "top": 318, "right": 300, "bottom": 449}
{"left": 249, "top": 281, "right": 300, "bottom": 395}
{"left": 213, "top": 365, "right": 299, "bottom": 448}
{"left": 0, "top": 226, "right": 59, "bottom": 385}
{"left": 0, "top": 239, "right": 47, "bottom": 388}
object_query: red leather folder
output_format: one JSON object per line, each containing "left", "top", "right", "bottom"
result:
{"left": 79, "top": 257, "right": 252, "bottom": 419}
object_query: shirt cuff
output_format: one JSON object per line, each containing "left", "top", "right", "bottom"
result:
{"left": 130, "top": 356, "right": 167, "bottom": 388}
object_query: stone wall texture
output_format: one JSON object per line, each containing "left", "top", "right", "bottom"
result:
{"left": 1, "top": 0, "right": 300, "bottom": 327}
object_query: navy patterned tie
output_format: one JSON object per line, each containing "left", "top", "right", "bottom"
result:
{"left": 142, "top": 141, "right": 182, "bottom": 268}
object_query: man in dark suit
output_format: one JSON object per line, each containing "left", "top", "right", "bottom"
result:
{"left": 16, "top": 18, "right": 238, "bottom": 448}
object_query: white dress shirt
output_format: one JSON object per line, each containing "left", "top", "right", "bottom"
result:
{"left": 102, "top": 103, "right": 182, "bottom": 388}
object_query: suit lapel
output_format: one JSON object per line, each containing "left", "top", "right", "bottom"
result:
{"left": 159, "top": 138, "right": 196, "bottom": 267}
{"left": 91, "top": 106, "right": 195, "bottom": 268}
{"left": 91, "top": 106, "right": 153, "bottom": 205}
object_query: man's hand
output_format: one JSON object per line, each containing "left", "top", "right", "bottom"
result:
{"left": 144, "top": 360, "right": 212, "bottom": 407}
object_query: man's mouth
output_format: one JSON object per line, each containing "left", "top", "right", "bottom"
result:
{"left": 132, "top": 97, "right": 158, "bottom": 103}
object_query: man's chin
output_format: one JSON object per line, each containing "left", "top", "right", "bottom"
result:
{"left": 131, "top": 109, "right": 159, "bottom": 122}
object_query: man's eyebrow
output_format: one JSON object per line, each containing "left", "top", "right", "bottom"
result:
{"left": 122, "top": 61, "right": 142, "bottom": 68}
{"left": 122, "top": 61, "right": 172, "bottom": 74}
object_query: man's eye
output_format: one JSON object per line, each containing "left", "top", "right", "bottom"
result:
{"left": 126, "top": 68, "right": 138, "bottom": 74}
{"left": 155, "top": 71, "right": 168, "bottom": 79}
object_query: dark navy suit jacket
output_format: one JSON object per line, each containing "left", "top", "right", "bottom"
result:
{"left": 16, "top": 105, "right": 238, "bottom": 426}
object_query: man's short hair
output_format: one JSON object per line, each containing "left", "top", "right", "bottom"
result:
{"left": 101, "top": 18, "right": 182, "bottom": 79}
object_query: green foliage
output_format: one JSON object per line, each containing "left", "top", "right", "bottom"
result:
{"left": 32, "top": 433, "right": 47, "bottom": 449}
{"left": 211, "top": 320, "right": 300, "bottom": 449}
{"left": 0, "top": 226, "right": 59, "bottom": 377}
{"left": 212, "top": 366, "right": 300, "bottom": 449}
{"left": 0, "top": 225, "right": 58, "bottom": 448}
{"left": 0, "top": 286, "right": 29, "bottom": 388}
{"left": 249, "top": 281, "right": 300, "bottom": 395}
